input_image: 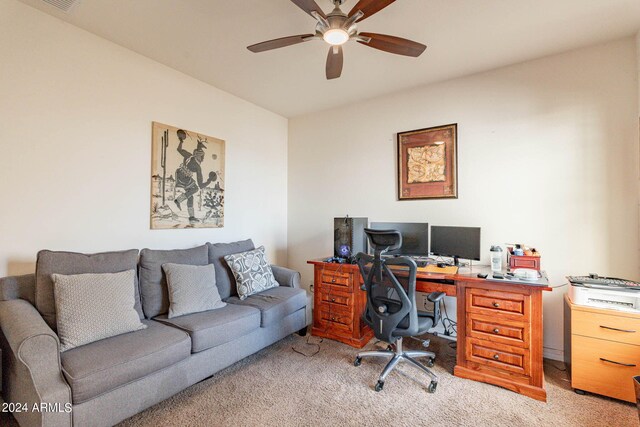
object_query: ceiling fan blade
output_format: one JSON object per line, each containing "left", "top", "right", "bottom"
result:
{"left": 291, "top": 0, "right": 326, "bottom": 19}
{"left": 348, "top": 0, "right": 396, "bottom": 22}
{"left": 326, "top": 46, "right": 344, "bottom": 80}
{"left": 247, "top": 34, "right": 315, "bottom": 53}
{"left": 357, "top": 32, "right": 426, "bottom": 57}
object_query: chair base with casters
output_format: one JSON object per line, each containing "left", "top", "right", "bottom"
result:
{"left": 354, "top": 335, "right": 438, "bottom": 393}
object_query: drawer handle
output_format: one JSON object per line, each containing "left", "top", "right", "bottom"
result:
{"left": 331, "top": 317, "right": 336, "bottom": 321}
{"left": 599, "top": 358, "right": 636, "bottom": 367}
{"left": 493, "top": 354, "right": 500, "bottom": 360}
{"left": 331, "top": 279, "right": 336, "bottom": 283}
{"left": 331, "top": 298, "right": 336, "bottom": 302}
{"left": 599, "top": 325, "right": 636, "bottom": 333}
{"left": 493, "top": 328, "right": 500, "bottom": 334}
{"left": 492, "top": 302, "right": 500, "bottom": 308}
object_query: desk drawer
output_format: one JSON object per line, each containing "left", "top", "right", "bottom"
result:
{"left": 467, "top": 314, "right": 529, "bottom": 348}
{"left": 319, "top": 289, "right": 352, "bottom": 308}
{"left": 572, "top": 309, "right": 640, "bottom": 346}
{"left": 571, "top": 335, "right": 640, "bottom": 402}
{"left": 318, "top": 304, "right": 353, "bottom": 329}
{"left": 466, "top": 337, "right": 530, "bottom": 376}
{"left": 466, "top": 288, "right": 529, "bottom": 320}
{"left": 317, "top": 281, "right": 355, "bottom": 296}
{"left": 321, "top": 273, "right": 351, "bottom": 288}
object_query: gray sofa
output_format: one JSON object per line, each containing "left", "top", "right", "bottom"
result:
{"left": 0, "top": 239, "right": 308, "bottom": 427}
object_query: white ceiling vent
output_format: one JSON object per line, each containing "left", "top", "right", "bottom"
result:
{"left": 41, "top": 0, "right": 79, "bottom": 12}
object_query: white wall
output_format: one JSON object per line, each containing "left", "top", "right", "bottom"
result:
{"left": 637, "top": 31, "right": 640, "bottom": 265}
{"left": 0, "top": 0, "right": 288, "bottom": 276}
{"left": 288, "top": 38, "right": 639, "bottom": 359}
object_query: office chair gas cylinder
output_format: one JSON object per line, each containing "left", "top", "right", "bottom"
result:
{"left": 353, "top": 229, "right": 445, "bottom": 393}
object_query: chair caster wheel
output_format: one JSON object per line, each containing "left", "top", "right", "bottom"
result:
{"left": 428, "top": 381, "right": 438, "bottom": 393}
{"left": 575, "top": 389, "right": 586, "bottom": 395}
{"left": 375, "top": 381, "right": 384, "bottom": 392}
{"left": 354, "top": 357, "right": 362, "bottom": 367}
{"left": 426, "top": 357, "right": 435, "bottom": 367}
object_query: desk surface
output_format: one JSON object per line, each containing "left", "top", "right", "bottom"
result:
{"left": 307, "top": 259, "right": 552, "bottom": 292}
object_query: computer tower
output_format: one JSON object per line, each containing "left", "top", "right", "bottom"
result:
{"left": 334, "top": 217, "right": 368, "bottom": 259}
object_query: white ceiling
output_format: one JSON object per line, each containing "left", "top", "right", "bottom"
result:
{"left": 18, "top": 0, "right": 640, "bottom": 118}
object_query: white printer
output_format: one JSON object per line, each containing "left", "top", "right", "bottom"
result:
{"left": 568, "top": 274, "right": 640, "bottom": 313}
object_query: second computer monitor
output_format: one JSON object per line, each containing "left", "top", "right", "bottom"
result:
{"left": 369, "top": 222, "right": 429, "bottom": 257}
{"left": 430, "top": 226, "right": 481, "bottom": 264}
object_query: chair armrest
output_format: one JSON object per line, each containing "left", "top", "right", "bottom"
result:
{"left": 271, "top": 265, "right": 301, "bottom": 288}
{"left": 427, "top": 292, "right": 446, "bottom": 325}
{"left": 427, "top": 292, "right": 446, "bottom": 303}
{"left": 0, "top": 299, "right": 72, "bottom": 427}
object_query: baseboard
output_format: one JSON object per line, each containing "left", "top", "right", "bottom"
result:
{"left": 543, "top": 347, "right": 563, "bottom": 361}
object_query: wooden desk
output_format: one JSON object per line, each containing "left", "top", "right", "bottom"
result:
{"left": 307, "top": 259, "right": 552, "bottom": 402}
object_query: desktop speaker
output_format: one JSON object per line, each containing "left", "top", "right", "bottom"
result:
{"left": 334, "top": 217, "right": 368, "bottom": 259}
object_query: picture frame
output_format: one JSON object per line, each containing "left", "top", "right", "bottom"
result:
{"left": 150, "top": 122, "right": 225, "bottom": 229}
{"left": 397, "top": 123, "right": 458, "bottom": 200}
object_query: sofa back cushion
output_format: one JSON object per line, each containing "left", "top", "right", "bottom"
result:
{"left": 139, "top": 245, "right": 209, "bottom": 318}
{"left": 0, "top": 274, "right": 36, "bottom": 304}
{"left": 207, "top": 239, "right": 255, "bottom": 299}
{"left": 36, "top": 249, "right": 143, "bottom": 330}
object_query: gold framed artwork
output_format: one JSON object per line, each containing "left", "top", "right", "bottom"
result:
{"left": 397, "top": 124, "right": 458, "bottom": 200}
{"left": 150, "top": 122, "right": 225, "bottom": 229}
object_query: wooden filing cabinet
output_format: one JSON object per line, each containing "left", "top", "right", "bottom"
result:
{"left": 564, "top": 294, "right": 640, "bottom": 402}
{"left": 455, "top": 281, "right": 547, "bottom": 402}
{"left": 308, "top": 261, "right": 373, "bottom": 348}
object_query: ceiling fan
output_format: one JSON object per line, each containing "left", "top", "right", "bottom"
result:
{"left": 247, "top": 0, "right": 427, "bottom": 80}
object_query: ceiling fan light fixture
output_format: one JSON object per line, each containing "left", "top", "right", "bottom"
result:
{"left": 323, "top": 29, "right": 349, "bottom": 46}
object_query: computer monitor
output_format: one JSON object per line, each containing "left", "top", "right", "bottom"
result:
{"left": 369, "top": 222, "right": 429, "bottom": 257}
{"left": 430, "top": 226, "right": 481, "bottom": 265}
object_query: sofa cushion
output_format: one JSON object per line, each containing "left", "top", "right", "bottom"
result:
{"left": 162, "top": 263, "right": 226, "bottom": 318}
{"left": 207, "top": 239, "right": 255, "bottom": 300}
{"left": 36, "top": 249, "right": 143, "bottom": 330}
{"left": 224, "top": 246, "right": 279, "bottom": 300}
{"left": 60, "top": 320, "right": 190, "bottom": 404}
{"left": 226, "top": 286, "right": 307, "bottom": 327}
{"left": 53, "top": 270, "right": 147, "bottom": 352}
{"left": 155, "top": 304, "right": 260, "bottom": 353}
{"left": 139, "top": 245, "right": 209, "bottom": 318}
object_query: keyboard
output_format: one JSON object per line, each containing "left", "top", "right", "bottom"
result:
{"left": 567, "top": 275, "right": 640, "bottom": 290}
{"left": 381, "top": 255, "right": 432, "bottom": 268}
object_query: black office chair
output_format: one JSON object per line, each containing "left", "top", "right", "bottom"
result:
{"left": 353, "top": 228, "right": 445, "bottom": 393}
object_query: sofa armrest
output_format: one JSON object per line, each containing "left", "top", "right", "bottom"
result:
{"left": 271, "top": 265, "right": 301, "bottom": 288}
{"left": 0, "top": 299, "right": 72, "bottom": 427}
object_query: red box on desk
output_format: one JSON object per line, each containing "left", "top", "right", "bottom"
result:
{"left": 508, "top": 255, "right": 541, "bottom": 271}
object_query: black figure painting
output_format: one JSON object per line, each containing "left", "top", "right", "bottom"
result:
{"left": 151, "top": 122, "right": 225, "bottom": 229}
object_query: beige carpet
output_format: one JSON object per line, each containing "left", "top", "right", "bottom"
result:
{"left": 2, "top": 334, "right": 637, "bottom": 426}
{"left": 121, "top": 334, "right": 636, "bottom": 426}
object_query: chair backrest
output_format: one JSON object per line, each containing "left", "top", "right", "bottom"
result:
{"left": 356, "top": 229, "right": 420, "bottom": 342}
